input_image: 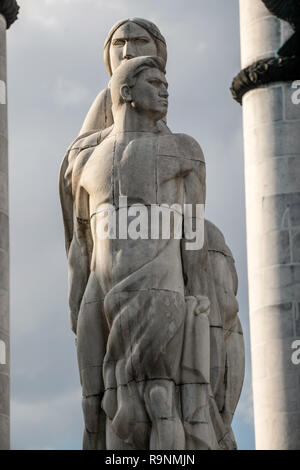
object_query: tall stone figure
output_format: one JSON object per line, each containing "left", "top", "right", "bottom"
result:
{"left": 232, "top": 0, "right": 300, "bottom": 450}
{"left": 0, "top": 0, "right": 19, "bottom": 451}
{"left": 60, "top": 18, "right": 245, "bottom": 450}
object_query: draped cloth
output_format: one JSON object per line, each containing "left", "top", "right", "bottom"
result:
{"left": 101, "top": 238, "right": 186, "bottom": 448}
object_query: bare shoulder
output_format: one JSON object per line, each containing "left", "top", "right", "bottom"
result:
{"left": 174, "top": 134, "right": 205, "bottom": 162}
{"left": 158, "top": 133, "right": 205, "bottom": 163}
{"left": 65, "top": 126, "right": 113, "bottom": 173}
{"left": 69, "top": 129, "right": 102, "bottom": 153}
{"left": 60, "top": 130, "right": 101, "bottom": 187}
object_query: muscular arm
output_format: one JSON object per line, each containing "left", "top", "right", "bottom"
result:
{"left": 178, "top": 134, "right": 208, "bottom": 296}
{"left": 59, "top": 143, "right": 94, "bottom": 334}
{"left": 67, "top": 214, "right": 93, "bottom": 334}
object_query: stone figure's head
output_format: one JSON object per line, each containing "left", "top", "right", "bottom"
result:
{"left": 110, "top": 55, "right": 168, "bottom": 122}
{"left": 104, "top": 18, "right": 167, "bottom": 76}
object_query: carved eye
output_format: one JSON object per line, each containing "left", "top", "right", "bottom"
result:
{"left": 149, "top": 80, "right": 161, "bottom": 87}
{"left": 112, "top": 39, "right": 126, "bottom": 47}
{"left": 134, "top": 38, "right": 150, "bottom": 45}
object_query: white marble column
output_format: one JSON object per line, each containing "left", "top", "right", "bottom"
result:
{"left": 0, "top": 12, "right": 9, "bottom": 450}
{"left": 240, "top": 0, "right": 300, "bottom": 450}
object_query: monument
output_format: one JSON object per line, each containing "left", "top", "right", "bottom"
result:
{"left": 0, "top": 0, "right": 19, "bottom": 451}
{"left": 60, "top": 18, "right": 245, "bottom": 450}
{"left": 231, "top": 0, "right": 300, "bottom": 450}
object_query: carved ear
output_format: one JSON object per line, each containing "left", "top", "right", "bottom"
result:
{"left": 120, "top": 84, "right": 132, "bottom": 103}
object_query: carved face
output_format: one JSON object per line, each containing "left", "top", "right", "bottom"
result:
{"left": 130, "top": 67, "right": 169, "bottom": 121}
{"left": 110, "top": 22, "right": 158, "bottom": 73}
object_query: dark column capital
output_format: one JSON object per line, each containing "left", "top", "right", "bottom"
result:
{"left": 0, "top": 0, "right": 19, "bottom": 29}
{"left": 231, "top": 56, "right": 300, "bottom": 104}
{"left": 231, "top": 0, "right": 300, "bottom": 104}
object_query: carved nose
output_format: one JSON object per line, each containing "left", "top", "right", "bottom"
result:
{"left": 160, "top": 89, "right": 169, "bottom": 98}
{"left": 123, "top": 42, "right": 135, "bottom": 60}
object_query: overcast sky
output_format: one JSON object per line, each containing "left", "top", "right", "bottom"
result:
{"left": 6, "top": 0, "right": 255, "bottom": 450}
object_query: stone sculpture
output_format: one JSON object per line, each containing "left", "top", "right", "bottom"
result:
{"left": 60, "top": 18, "right": 245, "bottom": 450}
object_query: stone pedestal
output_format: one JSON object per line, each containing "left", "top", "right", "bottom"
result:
{"left": 239, "top": 0, "right": 300, "bottom": 450}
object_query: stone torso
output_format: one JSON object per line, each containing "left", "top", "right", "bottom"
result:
{"left": 81, "top": 131, "right": 160, "bottom": 211}
{"left": 74, "top": 131, "right": 204, "bottom": 294}
{"left": 80, "top": 131, "right": 193, "bottom": 211}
